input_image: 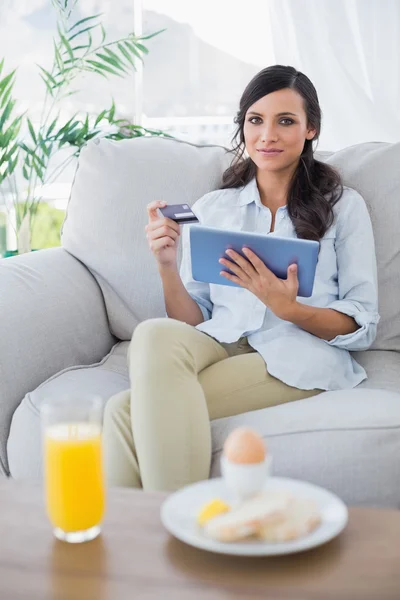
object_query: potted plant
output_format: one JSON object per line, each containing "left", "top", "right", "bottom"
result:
{"left": 0, "top": 0, "right": 167, "bottom": 256}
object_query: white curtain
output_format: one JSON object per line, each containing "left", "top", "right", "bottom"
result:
{"left": 267, "top": 0, "right": 400, "bottom": 150}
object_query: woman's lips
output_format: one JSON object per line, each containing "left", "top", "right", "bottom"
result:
{"left": 257, "top": 149, "right": 283, "bottom": 156}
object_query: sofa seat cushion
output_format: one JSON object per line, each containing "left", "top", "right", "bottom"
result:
{"left": 211, "top": 388, "right": 400, "bottom": 507}
{"left": 7, "top": 342, "right": 130, "bottom": 480}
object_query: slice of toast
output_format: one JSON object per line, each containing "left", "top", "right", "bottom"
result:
{"left": 203, "top": 490, "right": 293, "bottom": 543}
{"left": 258, "top": 496, "right": 321, "bottom": 542}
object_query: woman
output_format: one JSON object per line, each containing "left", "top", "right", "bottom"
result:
{"left": 102, "top": 65, "right": 379, "bottom": 491}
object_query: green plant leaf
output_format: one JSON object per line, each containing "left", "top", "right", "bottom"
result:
{"left": 27, "top": 119, "right": 37, "bottom": 145}
{"left": 32, "top": 152, "right": 47, "bottom": 169}
{"left": 2, "top": 116, "right": 24, "bottom": 146}
{"left": 71, "top": 44, "right": 90, "bottom": 51}
{"left": 79, "top": 115, "right": 89, "bottom": 140}
{"left": 22, "top": 164, "right": 29, "bottom": 180}
{"left": 60, "top": 90, "right": 79, "bottom": 100}
{"left": 14, "top": 112, "right": 24, "bottom": 130}
{"left": 60, "top": 32, "right": 75, "bottom": 61}
{"left": 38, "top": 135, "right": 53, "bottom": 157}
{"left": 0, "top": 58, "right": 4, "bottom": 76}
{"left": 56, "top": 65, "right": 75, "bottom": 77}
{"left": 84, "top": 65, "right": 108, "bottom": 79}
{"left": 95, "top": 52, "right": 127, "bottom": 74}
{"left": 0, "top": 83, "right": 14, "bottom": 109}
{"left": 134, "top": 42, "right": 149, "bottom": 55}
{"left": 0, "top": 70, "right": 16, "bottom": 95}
{"left": 31, "top": 156, "right": 44, "bottom": 181}
{"left": 125, "top": 41, "right": 143, "bottom": 61}
{"left": 68, "top": 13, "right": 102, "bottom": 32}
{"left": 40, "top": 74, "right": 56, "bottom": 97}
{"left": 53, "top": 114, "right": 77, "bottom": 139}
{"left": 0, "top": 98, "right": 15, "bottom": 130}
{"left": 86, "top": 60, "right": 120, "bottom": 76}
{"left": 19, "top": 142, "right": 34, "bottom": 155}
{"left": 3, "top": 143, "right": 17, "bottom": 160}
{"left": 59, "top": 122, "right": 81, "bottom": 143}
{"left": 46, "top": 117, "right": 59, "bottom": 137}
{"left": 7, "top": 154, "right": 18, "bottom": 176}
{"left": 108, "top": 99, "right": 116, "bottom": 122}
{"left": 83, "top": 131, "right": 99, "bottom": 142}
{"left": 57, "top": 120, "right": 80, "bottom": 138}
{"left": 101, "top": 24, "right": 106, "bottom": 44}
{"left": 104, "top": 46, "right": 128, "bottom": 67}
{"left": 38, "top": 66, "right": 58, "bottom": 87}
{"left": 54, "top": 41, "right": 64, "bottom": 72}
{"left": 118, "top": 42, "right": 136, "bottom": 67}
{"left": 139, "top": 29, "right": 166, "bottom": 41}
{"left": 3, "top": 141, "right": 18, "bottom": 159}
{"left": 68, "top": 25, "right": 96, "bottom": 43}
{"left": 94, "top": 109, "right": 107, "bottom": 126}
{"left": 0, "top": 129, "right": 12, "bottom": 147}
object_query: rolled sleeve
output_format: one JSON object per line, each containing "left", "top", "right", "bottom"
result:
{"left": 325, "top": 190, "right": 380, "bottom": 351}
{"left": 179, "top": 222, "right": 213, "bottom": 322}
{"left": 326, "top": 299, "right": 379, "bottom": 350}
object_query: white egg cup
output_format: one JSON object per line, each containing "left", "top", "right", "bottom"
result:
{"left": 220, "top": 454, "right": 273, "bottom": 503}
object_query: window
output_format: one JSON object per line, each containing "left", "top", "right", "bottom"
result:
{"left": 0, "top": 1, "right": 136, "bottom": 249}
{"left": 141, "top": 0, "right": 274, "bottom": 146}
{"left": 0, "top": 1, "right": 275, "bottom": 250}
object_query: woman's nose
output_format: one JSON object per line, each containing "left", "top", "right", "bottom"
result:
{"left": 260, "top": 125, "right": 278, "bottom": 142}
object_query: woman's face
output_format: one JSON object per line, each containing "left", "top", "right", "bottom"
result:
{"left": 243, "top": 88, "right": 317, "bottom": 174}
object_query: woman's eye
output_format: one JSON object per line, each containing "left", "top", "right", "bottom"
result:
{"left": 249, "top": 116, "right": 261, "bottom": 124}
{"left": 280, "top": 118, "right": 294, "bottom": 125}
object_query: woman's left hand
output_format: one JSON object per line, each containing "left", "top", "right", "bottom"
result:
{"left": 219, "top": 248, "right": 299, "bottom": 320}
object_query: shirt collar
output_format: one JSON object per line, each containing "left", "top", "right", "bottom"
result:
{"left": 236, "top": 177, "right": 287, "bottom": 213}
{"left": 236, "top": 177, "right": 259, "bottom": 206}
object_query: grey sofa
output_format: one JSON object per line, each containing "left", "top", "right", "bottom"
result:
{"left": 2, "top": 136, "right": 400, "bottom": 508}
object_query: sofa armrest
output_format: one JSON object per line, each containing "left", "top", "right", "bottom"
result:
{"left": 0, "top": 247, "right": 116, "bottom": 475}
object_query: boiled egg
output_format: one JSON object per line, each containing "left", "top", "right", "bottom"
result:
{"left": 223, "top": 427, "right": 267, "bottom": 464}
{"left": 221, "top": 427, "right": 272, "bottom": 501}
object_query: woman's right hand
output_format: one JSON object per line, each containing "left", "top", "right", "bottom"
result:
{"left": 145, "top": 201, "right": 181, "bottom": 268}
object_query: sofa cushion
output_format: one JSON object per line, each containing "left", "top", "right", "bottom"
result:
{"left": 211, "top": 388, "right": 400, "bottom": 508}
{"left": 62, "top": 137, "right": 231, "bottom": 340}
{"left": 7, "top": 341, "right": 130, "bottom": 480}
{"left": 324, "top": 142, "right": 400, "bottom": 352}
{"left": 352, "top": 349, "right": 400, "bottom": 393}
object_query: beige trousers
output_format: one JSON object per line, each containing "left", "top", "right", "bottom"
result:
{"left": 102, "top": 318, "right": 320, "bottom": 491}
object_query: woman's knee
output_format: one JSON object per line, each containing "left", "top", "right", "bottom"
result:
{"left": 131, "top": 317, "right": 190, "bottom": 354}
{"left": 103, "top": 389, "right": 131, "bottom": 426}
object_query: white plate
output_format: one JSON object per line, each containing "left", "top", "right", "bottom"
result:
{"left": 160, "top": 477, "right": 348, "bottom": 556}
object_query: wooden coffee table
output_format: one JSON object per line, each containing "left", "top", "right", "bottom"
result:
{"left": 0, "top": 479, "right": 399, "bottom": 599}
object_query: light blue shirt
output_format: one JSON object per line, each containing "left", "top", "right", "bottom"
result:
{"left": 180, "top": 177, "right": 380, "bottom": 391}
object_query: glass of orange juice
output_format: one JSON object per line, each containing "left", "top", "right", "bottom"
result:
{"left": 41, "top": 395, "right": 105, "bottom": 543}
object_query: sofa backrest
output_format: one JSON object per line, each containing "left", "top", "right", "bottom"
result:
{"left": 322, "top": 142, "right": 400, "bottom": 352}
{"left": 62, "top": 136, "right": 400, "bottom": 352}
{"left": 62, "top": 136, "right": 231, "bottom": 340}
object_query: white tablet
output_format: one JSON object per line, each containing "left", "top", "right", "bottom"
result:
{"left": 190, "top": 225, "right": 319, "bottom": 298}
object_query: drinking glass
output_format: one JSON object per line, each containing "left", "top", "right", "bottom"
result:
{"left": 41, "top": 395, "right": 105, "bottom": 543}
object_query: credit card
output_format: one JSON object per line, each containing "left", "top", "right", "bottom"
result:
{"left": 157, "top": 203, "right": 199, "bottom": 224}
